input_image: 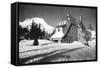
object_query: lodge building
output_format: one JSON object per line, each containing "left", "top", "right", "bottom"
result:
{"left": 50, "top": 13, "right": 90, "bottom": 44}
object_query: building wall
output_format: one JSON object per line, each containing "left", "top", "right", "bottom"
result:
{"left": 62, "top": 24, "right": 78, "bottom": 43}
{"left": 61, "top": 14, "right": 78, "bottom": 43}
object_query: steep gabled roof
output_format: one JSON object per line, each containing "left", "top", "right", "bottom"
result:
{"left": 62, "top": 14, "right": 78, "bottom": 38}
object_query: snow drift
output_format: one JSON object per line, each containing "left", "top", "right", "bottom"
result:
{"left": 19, "top": 40, "right": 96, "bottom": 64}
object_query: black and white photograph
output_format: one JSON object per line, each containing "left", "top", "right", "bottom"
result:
{"left": 17, "top": 3, "right": 97, "bottom": 65}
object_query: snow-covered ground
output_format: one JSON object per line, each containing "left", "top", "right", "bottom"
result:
{"left": 19, "top": 39, "right": 96, "bottom": 64}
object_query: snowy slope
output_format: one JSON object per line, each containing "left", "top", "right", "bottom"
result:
{"left": 19, "top": 40, "right": 96, "bottom": 64}
{"left": 19, "top": 17, "right": 54, "bottom": 34}
{"left": 19, "top": 40, "right": 86, "bottom": 59}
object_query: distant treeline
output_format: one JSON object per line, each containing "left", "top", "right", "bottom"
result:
{"left": 19, "top": 21, "right": 50, "bottom": 42}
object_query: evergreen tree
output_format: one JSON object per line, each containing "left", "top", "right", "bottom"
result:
{"left": 29, "top": 21, "right": 46, "bottom": 45}
{"left": 19, "top": 25, "right": 29, "bottom": 41}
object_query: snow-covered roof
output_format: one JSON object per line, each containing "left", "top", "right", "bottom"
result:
{"left": 50, "top": 27, "right": 64, "bottom": 40}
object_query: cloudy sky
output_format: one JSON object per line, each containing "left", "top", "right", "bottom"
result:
{"left": 19, "top": 4, "right": 97, "bottom": 29}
